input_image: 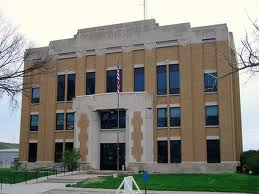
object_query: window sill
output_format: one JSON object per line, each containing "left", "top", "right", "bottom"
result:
{"left": 170, "top": 127, "right": 181, "bottom": 129}
{"left": 205, "top": 91, "right": 218, "bottom": 94}
{"left": 157, "top": 127, "right": 168, "bottom": 129}
{"left": 55, "top": 129, "right": 74, "bottom": 132}
{"left": 205, "top": 125, "right": 219, "bottom": 128}
{"left": 99, "top": 128, "right": 126, "bottom": 131}
{"left": 31, "top": 103, "right": 40, "bottom": 106}
{"left": 56, "top": 101, "right": 65, "bottom": 103}
{"left": 29, "top": 131, "right": 38, "bottom": 133}
{"left": 169, "top": 93, "right": 180, "bottom": 96}
{"left": 156, "top": 95, "right": 167, "bottom": 97}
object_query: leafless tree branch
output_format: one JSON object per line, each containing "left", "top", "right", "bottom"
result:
{"left": 0, "top": 16, "right": 53, "bottom": 109}
{"left": 220, "top": 19, "right": 259, "bottom": 79}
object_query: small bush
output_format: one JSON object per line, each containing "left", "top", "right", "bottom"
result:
{"left": 240, "top": 150, "right": 259, "bottom": 174}
{"left": 62, "top": 149, "right": 80, "bottom": 171}
{"left": 11, "top": 160, "right": 21, "bottom": 170}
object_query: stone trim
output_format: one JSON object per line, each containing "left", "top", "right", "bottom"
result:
{"left": 30, "top": 112, "right": 39, "bottom": 115}
{"left": 170, "top": 137, "right": 181, "bottom": 140}
{"left": 169, "top": 103, "right": 180, "bottom": 107}
{"left": 29, "top": 140, "right": 38, "bottom": 143}
{"left": 206, "top": 136, "right": 220, "bottom": 140}
{"left": 205, "top": 102, "right": 218, "bottom": 106}
{"left": 157, "top": 137, "right": 167, "bottom": 141}
{"left": 134, "top": 64, "right": 144, "bottom": 68}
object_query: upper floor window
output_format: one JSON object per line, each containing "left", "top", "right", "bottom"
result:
{"left": 205, "top": 105, "right": 219, "bottom": 126}
{"left": 56, "top": 113, "right": 64, "bottom": 130}
{"left": 169, "top": 64, "right": 180, "bottom": 94}
{"left": 157, "top": 65, "right": 167, "bottom": 95}
{"left": 31, "top": 87, "right": 40, "bottom": 104}
{"left": 67, "top": 74, "right": 76, "bottom": 101}
{"left": 134, "top": 67, "right": 144, "bottom": 92}
{"left": 204, "top": 72, "right": 217, "bottom": 92}
{"left": 170, "top": 107, "right": 181, "bottom": 127}
{"left": 106, "top": 69, "right": 122, "bottom": 93}
{"left": 207, "top": 139, "right": 220, "bottom": 163}
{"left": 100, "top": 110, "right": 126, "bottom": 129}
{"left": 157, "top": 108, "right": 167, "bottom": 127}
{"left": 57, "top": 75, "right": 65, "bottom": 101}
{"left": 30, "top": 114, "right": 39, "bottom": 131}
{"left": 86, "top": 72, "right": 95, "bottom": 95}
{"left": 66, "top": 112, "right": 75, "bottom": 130}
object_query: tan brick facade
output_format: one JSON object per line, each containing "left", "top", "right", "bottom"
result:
{"left": 19, "top": 19, "right": 242, "bottom": 172}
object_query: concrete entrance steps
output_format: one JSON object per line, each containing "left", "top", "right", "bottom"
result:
{"left": 86, "top": 170, "right": 132, "bottom": 175}
{"left": 45, "top": 171, "right": 104, "bottom": 183}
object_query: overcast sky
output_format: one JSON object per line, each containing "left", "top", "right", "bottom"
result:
{"left": 0, "top": 0, "right": 258, "bottom": 150}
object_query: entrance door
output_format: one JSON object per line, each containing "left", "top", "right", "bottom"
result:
{"left": 100, "top": 143, "right": 125, "bottom": 170}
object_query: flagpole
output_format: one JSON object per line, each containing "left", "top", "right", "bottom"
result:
{"left": 116, "top": 57, "right": 120, "bottom": 175}
{"left": 117, "top": 87, "right": 120, "bottom": 174}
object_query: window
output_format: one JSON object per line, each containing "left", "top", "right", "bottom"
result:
{"left": 207, "top": 139, "right": 220, "bottom": 163}
{"left": 67, "top": 74, "right": 76, "bottom": 101}
{"left": 66, "top": 112, "right": 74, "bottom": 130}
{"left": 157, "top": 141, "right": 168, "bottom": 163}
{"left": 30, "top": 115, "right": 39, "bottom": 131}
{"left": 106, "top": 69, "right": 122, "bottom": 93}
{"left": 205, "top": 105, "right": 219, "bottom": 126}
{"left": 28, "top": 143, "right": 37, "bottom": 162}
{"left": 86, "top": 72, "right": 95, "bottom": 95}
{"left": 169, "top": 64, "right": 180, "bottom": 94}
{"left": 157, "top": 65, "right": 167, "bottom": 95}
{"left": 170, "top": 140, "right": 181, "bottom": 163}
{"left": 100, "top": 110, "right": 126, "bottom": 129}
{"left": 134, "top": 67, "right": 144, "bottom": 91}
{"left": 157, "top": 108, "right": 167, "bottom": 127}
{"left": 204, "top": 72, "right": 217, "bottom": 92}
{"left": 170, "top": 107, "right": 181, "bottom": 127}
{"left": 31, "top": 87, "right": 40, "bottom": 103}
{"left": 56, "top": 113, "right": 64, "bottom": 130}
{"left": 55, "top": 142, "right": 63, "bottom": 162}
{"left": 57, "top": 75, "right": 65, "bottom": 101}
{"left": 65, "top": 142, "right": 74, "bottom": 151}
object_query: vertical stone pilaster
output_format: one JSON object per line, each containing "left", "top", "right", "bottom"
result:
{"left": 95, "top": 51, "right": 106, "bottom": 93}
{"left": 131, "top": 112, "right": 143, "bottom": 162}
{"left": 79, "top": 114, "right": 89, "bottom": 161}
{"left": 191, "top": 44, "right": 206, "bottom": 162}
{"left": 180, "top": 45, "right": 194, "bottom": 162}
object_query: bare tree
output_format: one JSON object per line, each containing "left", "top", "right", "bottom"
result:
{"left": 0, "top": 16, "right": 51, "bottom": 108}
{"left": 221, "top": 19, "right": 259, "bottom": 79}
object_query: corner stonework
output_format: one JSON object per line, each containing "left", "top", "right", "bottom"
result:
{"left": 79, "top": 114, "right": 89, "bottom": 161}
{"left": 131, "top": 111, "right": 143, "bottom": 162}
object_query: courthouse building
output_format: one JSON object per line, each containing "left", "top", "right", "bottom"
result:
{"left": 19, "top": 19, "right": 242, "bottom": 172}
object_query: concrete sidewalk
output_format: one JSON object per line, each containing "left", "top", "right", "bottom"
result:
{"left": 43, "top": 188, "right": 247, "bottom": 194}
{"left": 0, "top": 182, "right": 67, "bottom": 194}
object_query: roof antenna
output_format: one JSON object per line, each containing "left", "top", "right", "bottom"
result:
{"left": 140, "top": 0, "right": 147, "bottom": 20}
{"left": 144, "top": 0, "right": 147, "bottom": 20}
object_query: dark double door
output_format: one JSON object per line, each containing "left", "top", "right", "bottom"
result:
{"left": 100, "top": 143, "right": 125, "bottom": 170}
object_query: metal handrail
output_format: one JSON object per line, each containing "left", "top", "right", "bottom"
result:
{"left": 0, "top": 162, "right": 85, "bottom": 190}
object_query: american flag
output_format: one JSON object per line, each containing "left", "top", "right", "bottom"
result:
{"left": 117, "top": 63, "right": 120, "bottom": 93}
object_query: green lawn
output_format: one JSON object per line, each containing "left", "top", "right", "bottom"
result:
{"left": 0, "top": 168, "right": 53, "bottom": 184}
{"left": 0, "top": 142, "right": 19, "bottom": 149}
{"left": 72, "top": 173, "right": 259, "bottom": 193}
